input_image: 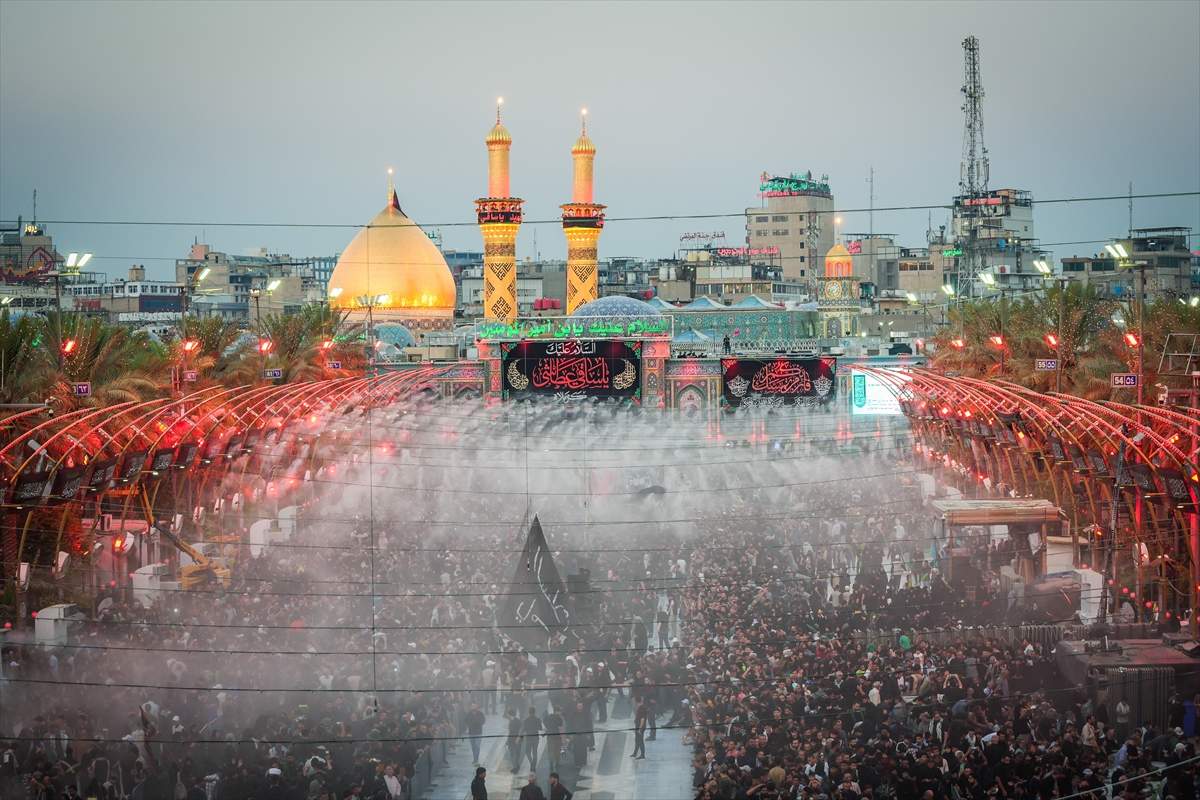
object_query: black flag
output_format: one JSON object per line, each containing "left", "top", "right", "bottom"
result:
{"left": 500, "top": 515, "right": 572, "bottom": 652}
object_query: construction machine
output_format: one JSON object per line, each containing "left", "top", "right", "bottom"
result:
{"left": 138, "top": 487, "right": 231, "bottom": 591}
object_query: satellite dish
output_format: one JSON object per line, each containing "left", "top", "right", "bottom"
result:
{"left": 97, "top": 597, "right": 114, "bottom": 612}
{"left": 55, "top": 551, "right": 72, "bottom": 577}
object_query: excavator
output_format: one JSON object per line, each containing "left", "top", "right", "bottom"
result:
{"left": 138, "top": 487, "right": 231, "bottom": 591}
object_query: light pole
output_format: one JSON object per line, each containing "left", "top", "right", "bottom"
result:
{"left": 1106, "top": 242, "right": 1146, "bottom": 412}
{"left": 179, "top": 266, "right": 210, "bottom": 393}
{"left": 1036, "top": 262, "right": 1066, "bottom": 394}
{"left": 942, "top": 283, "right": 961, "bottom": 373}
{"left": 981, "top": 273, "right": 1007, "bottom": 375}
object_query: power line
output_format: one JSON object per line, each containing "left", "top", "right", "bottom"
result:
{"left": 27, "top": 191, "right": 1200, "bottom": 231}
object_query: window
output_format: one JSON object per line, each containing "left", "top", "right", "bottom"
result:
{"left": 755, "top": 216, "right": 768, "bottom": 223}
{"left": 755, "top": 230, "right": 769, "bottom": 237}
{"left": 772, "top": 229, "right": 788, "bottom": 236}
{"left": 799, "top": 270, "right": 805, "bottom": 277}
{"left": 799, "top": 256, "right": 805, "bottom": 263}
{"left": 772, "top": 215, "right": 788, "bottom": 222}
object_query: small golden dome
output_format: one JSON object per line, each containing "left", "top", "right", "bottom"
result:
{"left": 486, "top": 122, "right": 512, "bottom": 148}
{"left": 824, "top": 243, "right": 853, "bottom": 278}
{"left": 327, "top": 191, "right": 456, "bottom": 316}
{"left": 572, "top": 133, "right": 595, "bottom": 157}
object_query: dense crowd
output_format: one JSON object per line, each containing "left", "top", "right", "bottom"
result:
{"left": 0, "top": 439, "right": 1195, "bottom": 800}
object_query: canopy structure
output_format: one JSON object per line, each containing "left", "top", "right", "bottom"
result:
{"left": 0, "top": 365, "right": 454, "bottom": 578}
{"left": 858, "top": 366, "right": 1200, "bottom": 622}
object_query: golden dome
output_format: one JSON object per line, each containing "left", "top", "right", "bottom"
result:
{"left": 572, "top": 133, "right": 595, "bottom": 157}
{"left": 824, "top": 242, "right": 853, "bottom": 277}
{"left": 486, "top": 122, "right": 512, "bottom": 148}
{"left": 327, "top": 191, "right": 456, "bottom": 315}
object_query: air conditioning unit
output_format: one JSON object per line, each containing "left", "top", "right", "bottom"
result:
{"left": 100, "top": 514, "right": 113, "bottom": 532}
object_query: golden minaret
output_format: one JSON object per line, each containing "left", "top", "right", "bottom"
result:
{"left": 476, "top": 99, "right": 523, "bottom": 320}
{"left": 560, "top": 110, "right": 605, "bottom": 314}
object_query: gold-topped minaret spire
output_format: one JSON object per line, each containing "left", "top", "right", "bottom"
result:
{"left": 561, "top": 108, "right": 605, "bottom": 314}
{"left": 477, "top": 98, "right": 522, "bottom": 320}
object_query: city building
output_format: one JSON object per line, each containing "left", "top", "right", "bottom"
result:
{"left": 0, "top": 218, "right": 76, "bottom": 309}
{"left": 175, "top": 244, "right": 328, "bottom": 319}
{"left": 949, "top": 188, "right": 1051, "bottom": 293}
{"left": 1079, "top": 227, "right": 1195, "bottom": 300}
{"left": 847, "top": 234, "right": 902, "bottom": 291}
{"left": 459, "top": 274, "right": 544, "bottom": 317}
{"left": 325, "top": 186, "right": 457, "bottom": 333}
{"left": 67, "top": 265, "right": 183, "bottom": 315}
{"left": 744, "top": 172, "right": 835, "bottom": 283}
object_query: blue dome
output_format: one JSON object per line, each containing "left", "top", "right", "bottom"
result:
{"left": 374, "top": 323, "right": 418, "bottom": 348}
{"left": 569, "top": 295, "right": 663, "bottom": 319}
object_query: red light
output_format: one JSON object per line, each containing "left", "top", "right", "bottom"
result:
{"left": 1016, "top": 431, "right": 1025, "bottom": 439}
{"left": 321, "top": 340, "right": 334, "bottom": 350}
{"left": 1146, "top": 602, "right": 1153, "bottom": 608}
{"left": 61, "top": 339, "right": 77, "bottom": 354}
{"left": 1045, "top": 333, "right": 1059, "bottom": 347}
{"left": 182, "top": 339, "right": 200, "bottom": 353}
{"left": 1122, "top": 587, "right": 1129, "bottom": 594}
{"left": 951, "top": 338, "right": 965, "bottom": 349}
{"left": 113, "top": 539, "right": 123, "bottom": 549}
{"left": 990, "top": 335, "right": 1004, "bottom": 347}
{"left": 1124, "top": 333, "right": 1139, "bottom": 347}
{"left": 258, "top": 339, "right": 274, "bottom": 353}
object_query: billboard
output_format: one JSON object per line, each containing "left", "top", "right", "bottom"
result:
{"left": 721, "top": 357, "right": 836, "bottom": 409}
{"left": 502, "top": 339, "right": 641, "bottom": 401}
{"left": 850, "top": 371, "right": 905, "bottom": 415}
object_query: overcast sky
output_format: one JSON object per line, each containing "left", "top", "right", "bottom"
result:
{"left": 2, "top": 1, "right": 1197, "bottom": 281}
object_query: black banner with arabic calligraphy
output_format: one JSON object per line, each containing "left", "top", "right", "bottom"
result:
{"left": 721, "top": 357, "right": 837, "bottom": 408}
{"left": 502, "top": 339, "right": 641, "bottom": 400}
{"left": 499, "top": 515, "right": 574, "bottom": 652}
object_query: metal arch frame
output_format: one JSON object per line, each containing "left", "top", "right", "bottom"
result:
{"left": 874, "top": 368, "right": 1198, "bottom": 621}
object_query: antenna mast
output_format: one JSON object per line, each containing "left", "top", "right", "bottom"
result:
{"left": 958, "top": 36, "right": 989, "bottom": 298}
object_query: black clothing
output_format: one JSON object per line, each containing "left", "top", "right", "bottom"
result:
{"left": 471, "top": 774, "right": 488, "bottom": 800}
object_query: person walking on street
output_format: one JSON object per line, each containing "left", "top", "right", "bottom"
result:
{"left": 548, "top": 772, "right": 574, "bottom": 800}
{"left": 506, "top": 710, "right": 522, "bottom": 773}
{"left": 522, "top": 707, "right": 543, "bottom": 772}
{"left": 544, "top": 705, "right": 564, "bottom": 775}
{"left": 471, "top": 766, "right": 488, "bottom": 800}
{"left": 518, "top": 772, "right": 545, "bottom": 800}
{"left": 465, "top": 702, "right": 486, "bottom": 766}
{"left": 631, "top": 697, "right": 647, "bottom": 759}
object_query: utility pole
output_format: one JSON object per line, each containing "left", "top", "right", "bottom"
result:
{"left": 1056, "top": 278, "right": 1065, "bottom": 394}
{"left": 1137, "top": 264, "right": 1146, "bottom": 410}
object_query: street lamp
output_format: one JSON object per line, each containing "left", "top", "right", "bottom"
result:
{"left": 1107, "top": 241, "right": 1144, "bottom": 409}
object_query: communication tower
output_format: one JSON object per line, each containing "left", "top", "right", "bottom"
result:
{"left": 957, "top": 36, "right": 989, "bottom": 297}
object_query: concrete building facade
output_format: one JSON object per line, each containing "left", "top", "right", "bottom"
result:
{"left": 744, "top": 172, "right": 834, "bottom": 283}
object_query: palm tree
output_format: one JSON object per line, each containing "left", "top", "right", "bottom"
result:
{"left": 0, "top": 308, "right": 53, "bottom": 407}
{"left": 926, "top": 283, "right": 1200, "bottom": 401}
{"left": 39, "top": 311, "right": 169, "bottom": 410}
{"left": 223, "top": 304, "right": 364, "bottom": 386}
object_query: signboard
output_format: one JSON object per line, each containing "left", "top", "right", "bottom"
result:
{"left": 758, "top": 171, "right": 831, "bottom": 198}
{"left": 1035, "top": 359, "right": 1058, "bottom": 371}
{"left": 714, "top": 246, "right": 779, "bottom": 258}
{"left": 262, "top": 368, "right": 284, "bottom": 380}
{"left": 71, "top": 382, "right": 91, "bottom": 396}
{"left": 502, "top": 339, "right": 641, "bottom": 401}
{"left": 184, "top": 370, "right": 198, "bottom": 382}
{"left": 721, "top": 357, "right": 836, "bottom": 409}
{"left": 1110, "top": 373, "right": 1139, "bottom": 388}
{"left": 326, "top": 361, "right": 341, "bottom": 370}
{"left": 851, "top": 372, "right": 905, "bottom": 416}
{"left": 476, "top": 315, "right": 672, "bottom": 342}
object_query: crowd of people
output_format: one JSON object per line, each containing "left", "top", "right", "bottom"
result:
{"left": 0, "top": 428, "right": 1196, "bottom": 800}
